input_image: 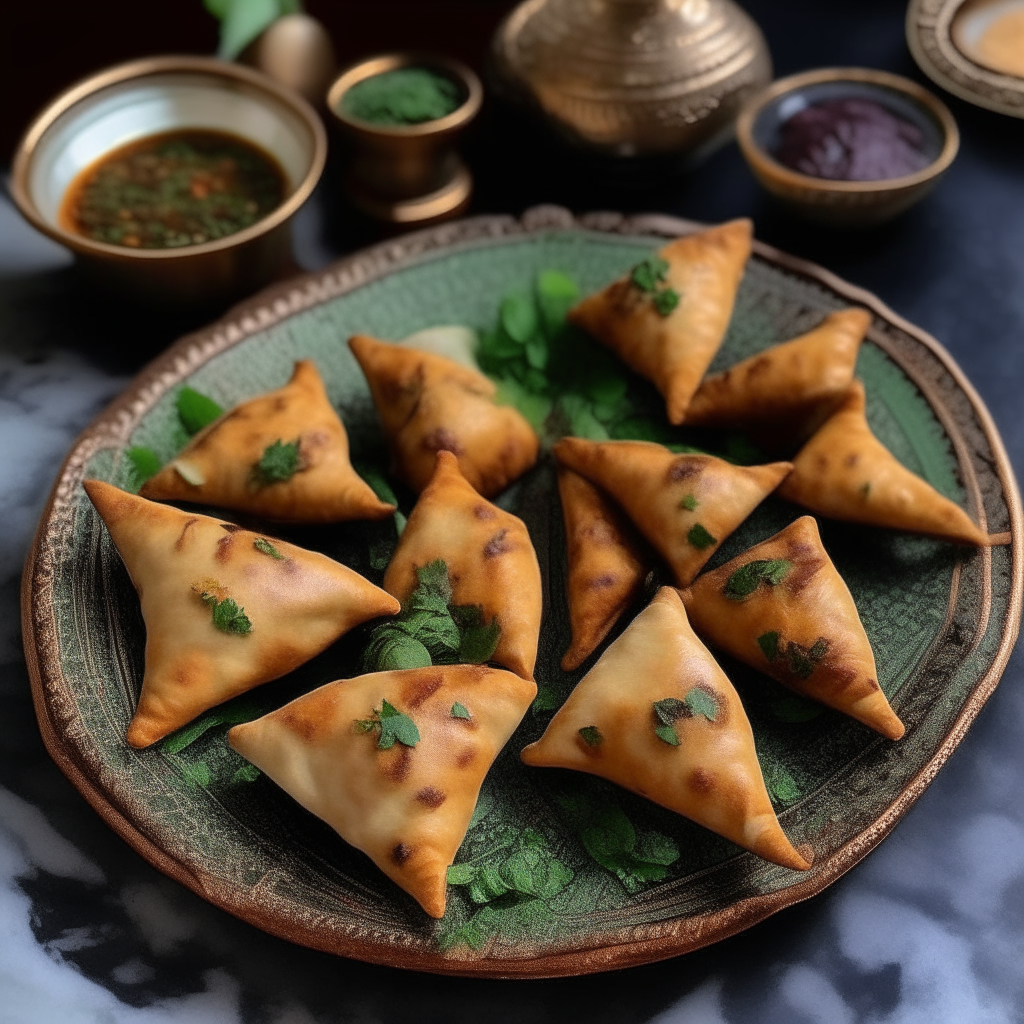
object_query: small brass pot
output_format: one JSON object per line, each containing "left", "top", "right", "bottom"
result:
{"left": 736, "top": 68, "right": 959, "bottom": 228}
{"left": 10, "top": 56, "right": 327, "bottom": 305}
{"left": 326, "top": 54, "right": 483, "bottom": 225}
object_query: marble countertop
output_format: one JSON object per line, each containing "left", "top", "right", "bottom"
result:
{"left": 2, "top": 5, "right": 1023, "bottom": 1020}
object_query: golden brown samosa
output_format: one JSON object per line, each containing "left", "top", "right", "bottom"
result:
{"left": 522, "top": 587, "right": 810, "bottom": 871}
{"left": 680, "top": 515, "right": 904, "bottom": 740}
{"left": 383, "top": 451, "right": 542, "bottom": 681}
{"left": 558, "top": 467, "right": 651, "bottom": 671}
{"left": 777, "top": 381, "right": 995, "bottom": 545}
{"left": 348, "top": 334, "right": 539, "bottom": 497}
{"left": 685, "top": 308, "right": 871, "bottom": 435}
{"left": 554, "top": 437, "right": 791, "bottom": 587}
{"left": 84, "top": 480, "right": 400, "bottom": 748}
{"left": 228, "top": 664, "right": 536, "bottom": 918}
{"left": 141, "top": 360, "right": 394, "bottom": 523}
{"left": 568, "top": 220, "right": 753, "bottom": 425}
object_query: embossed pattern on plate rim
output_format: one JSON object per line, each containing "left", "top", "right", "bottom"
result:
{"left": 21, "top": 205, "right": 1024, "bottom": 977}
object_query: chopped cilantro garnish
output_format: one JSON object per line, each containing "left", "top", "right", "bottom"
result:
{"left": 253, "top": 439, "right": 301, "bottom": 485}
{"left": 253, "top": 537, "right": 285, "bottom": 560}
{"left": 578, "top": 726, "right": 603, "bottom": 747}
{"left": 724, "top": 559, "right": 792, "bottom": 599}
{"left": 652, "top": 287, "right": 680, "bottom": 317}
{"left": 630, "top": 256, "right": 669, "bottom": 293}
{"left": 686, "top": 523, "right": 717, "bottom": 550}
{"left": 199, "top": 592, "right": 252, "bottom": 636}
{"left": 356, "top": 699, "right": 420, "bottom": 750}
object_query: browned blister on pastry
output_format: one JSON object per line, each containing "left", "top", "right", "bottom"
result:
{"left": 685, "top": 308, "right": 871, "bottom": 437}
{"left": 383, "top": 451, "right": 542, "bottom": 680}
{"left": 558, "top": 467, "right": 651, "bottom": 672}
{"left": 228, "top": 664, "right": 536, "bottom": 918}
{"left": 348, "top": 334, "right": 539, "bottom": 497}
{"left": 776, "top": 381, "right": 996, "bottom": 546}
{"left": 522, "top": 587, "right": 810, "bottom": 871}
{"left": 83, "top": 480, "right": 400, "bottom": 748}
{"left": 554, "top": 437, "right": 791, "bottom": 587}
{"left": 141, "top": 360, "right": 394, "bottom": 523}
{"left": 568, "top": 220, "right": 753, "bottom": 425}
{"left": 680, "top": 515, "right": 904, "bottom": 740}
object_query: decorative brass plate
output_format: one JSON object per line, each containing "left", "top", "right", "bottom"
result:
{"left": 22, "top": 207, "right": 1022, "bottom": 977}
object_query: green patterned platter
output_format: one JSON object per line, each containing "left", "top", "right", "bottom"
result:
{"left": 22, "top": 207, "right": 1022, "bottom": 977}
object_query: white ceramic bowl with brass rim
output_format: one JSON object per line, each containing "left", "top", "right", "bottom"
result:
{"left": 736, "top": 68, "right": 959, "bottom": 228}
{"left": 10, "top": 56, "right": 327, "bottom": 304}
{"left": 326, "top": 53, "right": 483, "bottom": 225}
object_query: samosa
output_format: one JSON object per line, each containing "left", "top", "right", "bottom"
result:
{"left": 680, "top": 515, "right": 905, "bottom": 740}
{"left": 84, "top": 480, "right": 400, "bottom": 747}
{"left": 568, "top": 220, "right": 753, "bottom": 424}
{"left": 229, "top": 664, "right": 536, "bottom": 918}
{"left": 521, "top": 587, "right": 810, "bottom": 871}
{"left": 141, "top": 360, "right": 394, "bottom": 523}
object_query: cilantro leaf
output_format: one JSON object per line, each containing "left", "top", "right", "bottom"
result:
{"left": 176, "top": 386, "right": 224, "bottom": 435}
{"left": 652, "top": 287, "right": 680, "bottom": 317}
{"left": 451, "top": 702, "right": 471, "bottom": 720}
{"left": 446, "top": 863, "right": 476, "bottom": 885}
{"left": 253, "top": 537, "right": 285, "bottom": 560}
{"left": 683, "top": 687, "right": 718, "bottom": 722}
{"left": 680, "top": 493, "right": 698, "bottom": 511}
{"left": 254, "top": 439, "right": 301, "bottom": 484}
{"left": 686, "top": 523, "right": 717, "bottom": 550}
{"left": 160, "top": 698, "right": 261, "bottom": 754}
{"left": 578, "top": 726, "right": 603, "bottom": 747}
{"left": 500, "top": 292, "right": 539, "bottom": 344}
{"left": 372, "top": 699, "right": 420, "bottom": 750}
{"left": 211, "top": 597, "right": 252, "bottom": 635}
{"left": 630, "top": 256, "right": 669, "bottom": 293}
{"left": 723, "top": 558, "right": 793, "bottom": 599}
{"left": 126, "top": 446, "right": 162, "bottom": 485}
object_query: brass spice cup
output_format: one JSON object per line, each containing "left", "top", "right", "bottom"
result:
{"left": 10, "top": 56, "right": 327, "bottom": 305}
{"left": 736, "top": 68, "right": 959, "bottom": 228}
{"left": 326, "top": 53, "right": 483, "bottom": 226}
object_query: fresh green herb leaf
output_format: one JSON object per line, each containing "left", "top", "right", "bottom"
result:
{"left": 686, "top": 523, "right": 717, "bottom": 550}
{"left": 126, "top": 446, "right": 162, "bottom": 485}
{"left": 457, "top": 614, "right": 501, "bottom": 664}
{"left": 652, "top": 287, "right": 680, "bottom": 317}
{"left": 362, "top": 698, "right": 420, "bottom": 750}
{"left": 415, "top": 559, "right": 452, "bottom": 603}
{"left": 181, "top": 761, "right": 211, "bottom": 788}
{"left": 210, "top": 597, "right": 253, "bottom": 635}
{"left": 230, "top": 764, "right": 261, "bottom": 784}
{"left": 525, "top": 336, "right": 548, "bottom": 370}
{"left": 683, "top": 687, "right": 718, "bottom": 722}
{"left": 446, "top": 863, "right": 477, "bottom": 885}
{"left": 758, "top": 630, "right": 781, "bottom": 662}
{"left": 451, "top": 702, "right": 471, "bottom": 720}
{"left": 654, "top": 723, "right": 680, "bottom": 746}
{"left": 362, "top": 627, "right": 433, "bottom": 672}
{"left": 254, "top": 439, "right": 301, "bottom": 484}
{"left": 762, "top": 759, "right": 802, "bottom": 806}
{"left": 630, "top": 256, "right": 669, "bottom": 293}
{"left": 500, "top": 292, "right": 539, "bottom": 344}
{"left": 214, "top": 0, "right": 300, "bottom": 60}
{"left": 161, "top": 699, "right": 260, "bottom": 754}
{"left": 532, "top": 685, "right": 562, "bottom": 714}
{"left": 536, "top": 270, "right": 579, "bottom": 337}
{"left": 578, "top": 726, "right": 603, "bottom": 747}
{"left": 176, "top": 386, "right": 224, "bottom": 435}
{"left": 558, "top": 394, "right": 610, "bottom": 441}
{"left": 653, "top": 698, "right": 688, "bottom": 725}
{"left": 786, "top": 637, "right": 830, "bottom": 680}
{"left": 724, "top": 558, "right": 793, "bottom": 599}
{"left": 253, "top": 537, "right": 285, "bottom": 560}
{"left": 680, "top": 493, "right": 698, "bottom": 511}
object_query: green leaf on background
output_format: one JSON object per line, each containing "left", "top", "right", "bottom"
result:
{"left": 500, "top": 292, "right": 538, "bottom": 344}
{"left": 457, "top": 614, "right": 501, "bottom": 664}
{"left": 525, "top": 336, "right": 548, "bottom": 370}
{"left": 161, "top": 699, "right": 261, "bottom": 754}
{"left": 532, "top": 685, "right": 562, "bottom": 714}
{"left": 680, "top": 493, "right": 698, "bottom": 511}
{"left": 446, "top": 863, "right": 476, "bottom": 885}
{"left": 536, "top": 269, "right": 579, "bottom": 337}
{"left": 362, "top": 628, "right": 432, "bottom": 672}
{"left": 654, "top": 723, "right": 680, "bottom": 746}
{"left": 415, "top": 559, "right": 452, "bottom": 603}
{"left": 762, "top": 759, "right": 802, "bottom": 806}
{"left": 216, "top": 0, "right": 284, "bottom": 59}
{"left": 126, "top": 446, "right": 161, "bottom": 485}
{"left": 182, "top": 762, "right": 212, "bottom": 788}
{"left": 558, "top": 394, "right": 609, "bottom": 441}
{"left": 494, "top": 379, "right": 552, "bottom": 432}
{"left": 176, "top": 386, "right": 223, "bottom": 435}
{"left": 230, "top": 764, "right": 261, "bottom": 784}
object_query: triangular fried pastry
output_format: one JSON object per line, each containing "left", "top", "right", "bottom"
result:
{"left": 83, "top": 479, "right": 400, "bottom": 748}
{"left": 568, "top": 220, "right": 753, "bottom": 424}
{"left": 140, "top": 360, "right": 394, "bottom": 523}
{"left": 680, "top": 516, "right": 904, "bottom": 740}
{"left": 228, "top": 664, "right": 536, "bottom": 918}
{"left": 348, "top": 334, "right": 540, "bottom": 497}
{"left": 554, "top": 437, "right": 792, "bottom": 587}
{"left": 557, "top": 467, "right": 651, "bottom": 672}
{"left": 383, "top": 451, "right": 542, "bottom": 680}
{"left": 776, "top": 381, "right": 994, "bottom": 546}
{"left": 685, "top": 308, "right": 871, "bottom": 436}
{"left": 522, "top": 588, "right": 810, "bottom": 870}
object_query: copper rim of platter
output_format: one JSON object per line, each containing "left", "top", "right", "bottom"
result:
{"left": 21, "top": 206, "right": 1024, "bottom": 978}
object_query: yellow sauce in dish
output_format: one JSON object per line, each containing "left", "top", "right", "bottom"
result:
{"left": 974, "top": 9, "right": 1024, "bottom": 78}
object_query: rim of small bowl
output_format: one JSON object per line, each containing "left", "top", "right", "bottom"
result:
{"left": 10, "top": 55, "right": 328, "bottom": 263}
{"left": 326, "top": 52, "right": 483, "bottom": 137}
{"left": 736, "top": 67, "right": 960, "bottom": 194}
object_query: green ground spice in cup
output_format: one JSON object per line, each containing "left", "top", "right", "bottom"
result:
{"left": 341, "top": 68, "right": 461, "bottom": 126}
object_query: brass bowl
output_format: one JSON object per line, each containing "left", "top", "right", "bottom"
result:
{"left": 326, "top": 53, "right": 483, "bottom": 225}
{"left": 10, "top": 56, "right": 327, "bottom": 305}
{"left": 736, "top": 68, "right": 959, "bottom": 227}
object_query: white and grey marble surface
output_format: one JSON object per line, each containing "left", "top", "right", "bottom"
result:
{"left": 2, "top": 57, "right": 1024, "bottom": 1017}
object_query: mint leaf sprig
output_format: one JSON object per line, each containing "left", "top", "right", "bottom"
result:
{"left": 355, "top": 698, "right": 420, "bottom": 750}
{"left": 724, "top": 559, "right": 793, "bottom": 600}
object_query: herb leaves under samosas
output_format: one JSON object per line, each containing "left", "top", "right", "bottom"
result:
{"left": 176, "top": 386, "right": 224, "bottom": 435}
{"left": 362, "top": 559, "right": 501, "bottom": 672}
